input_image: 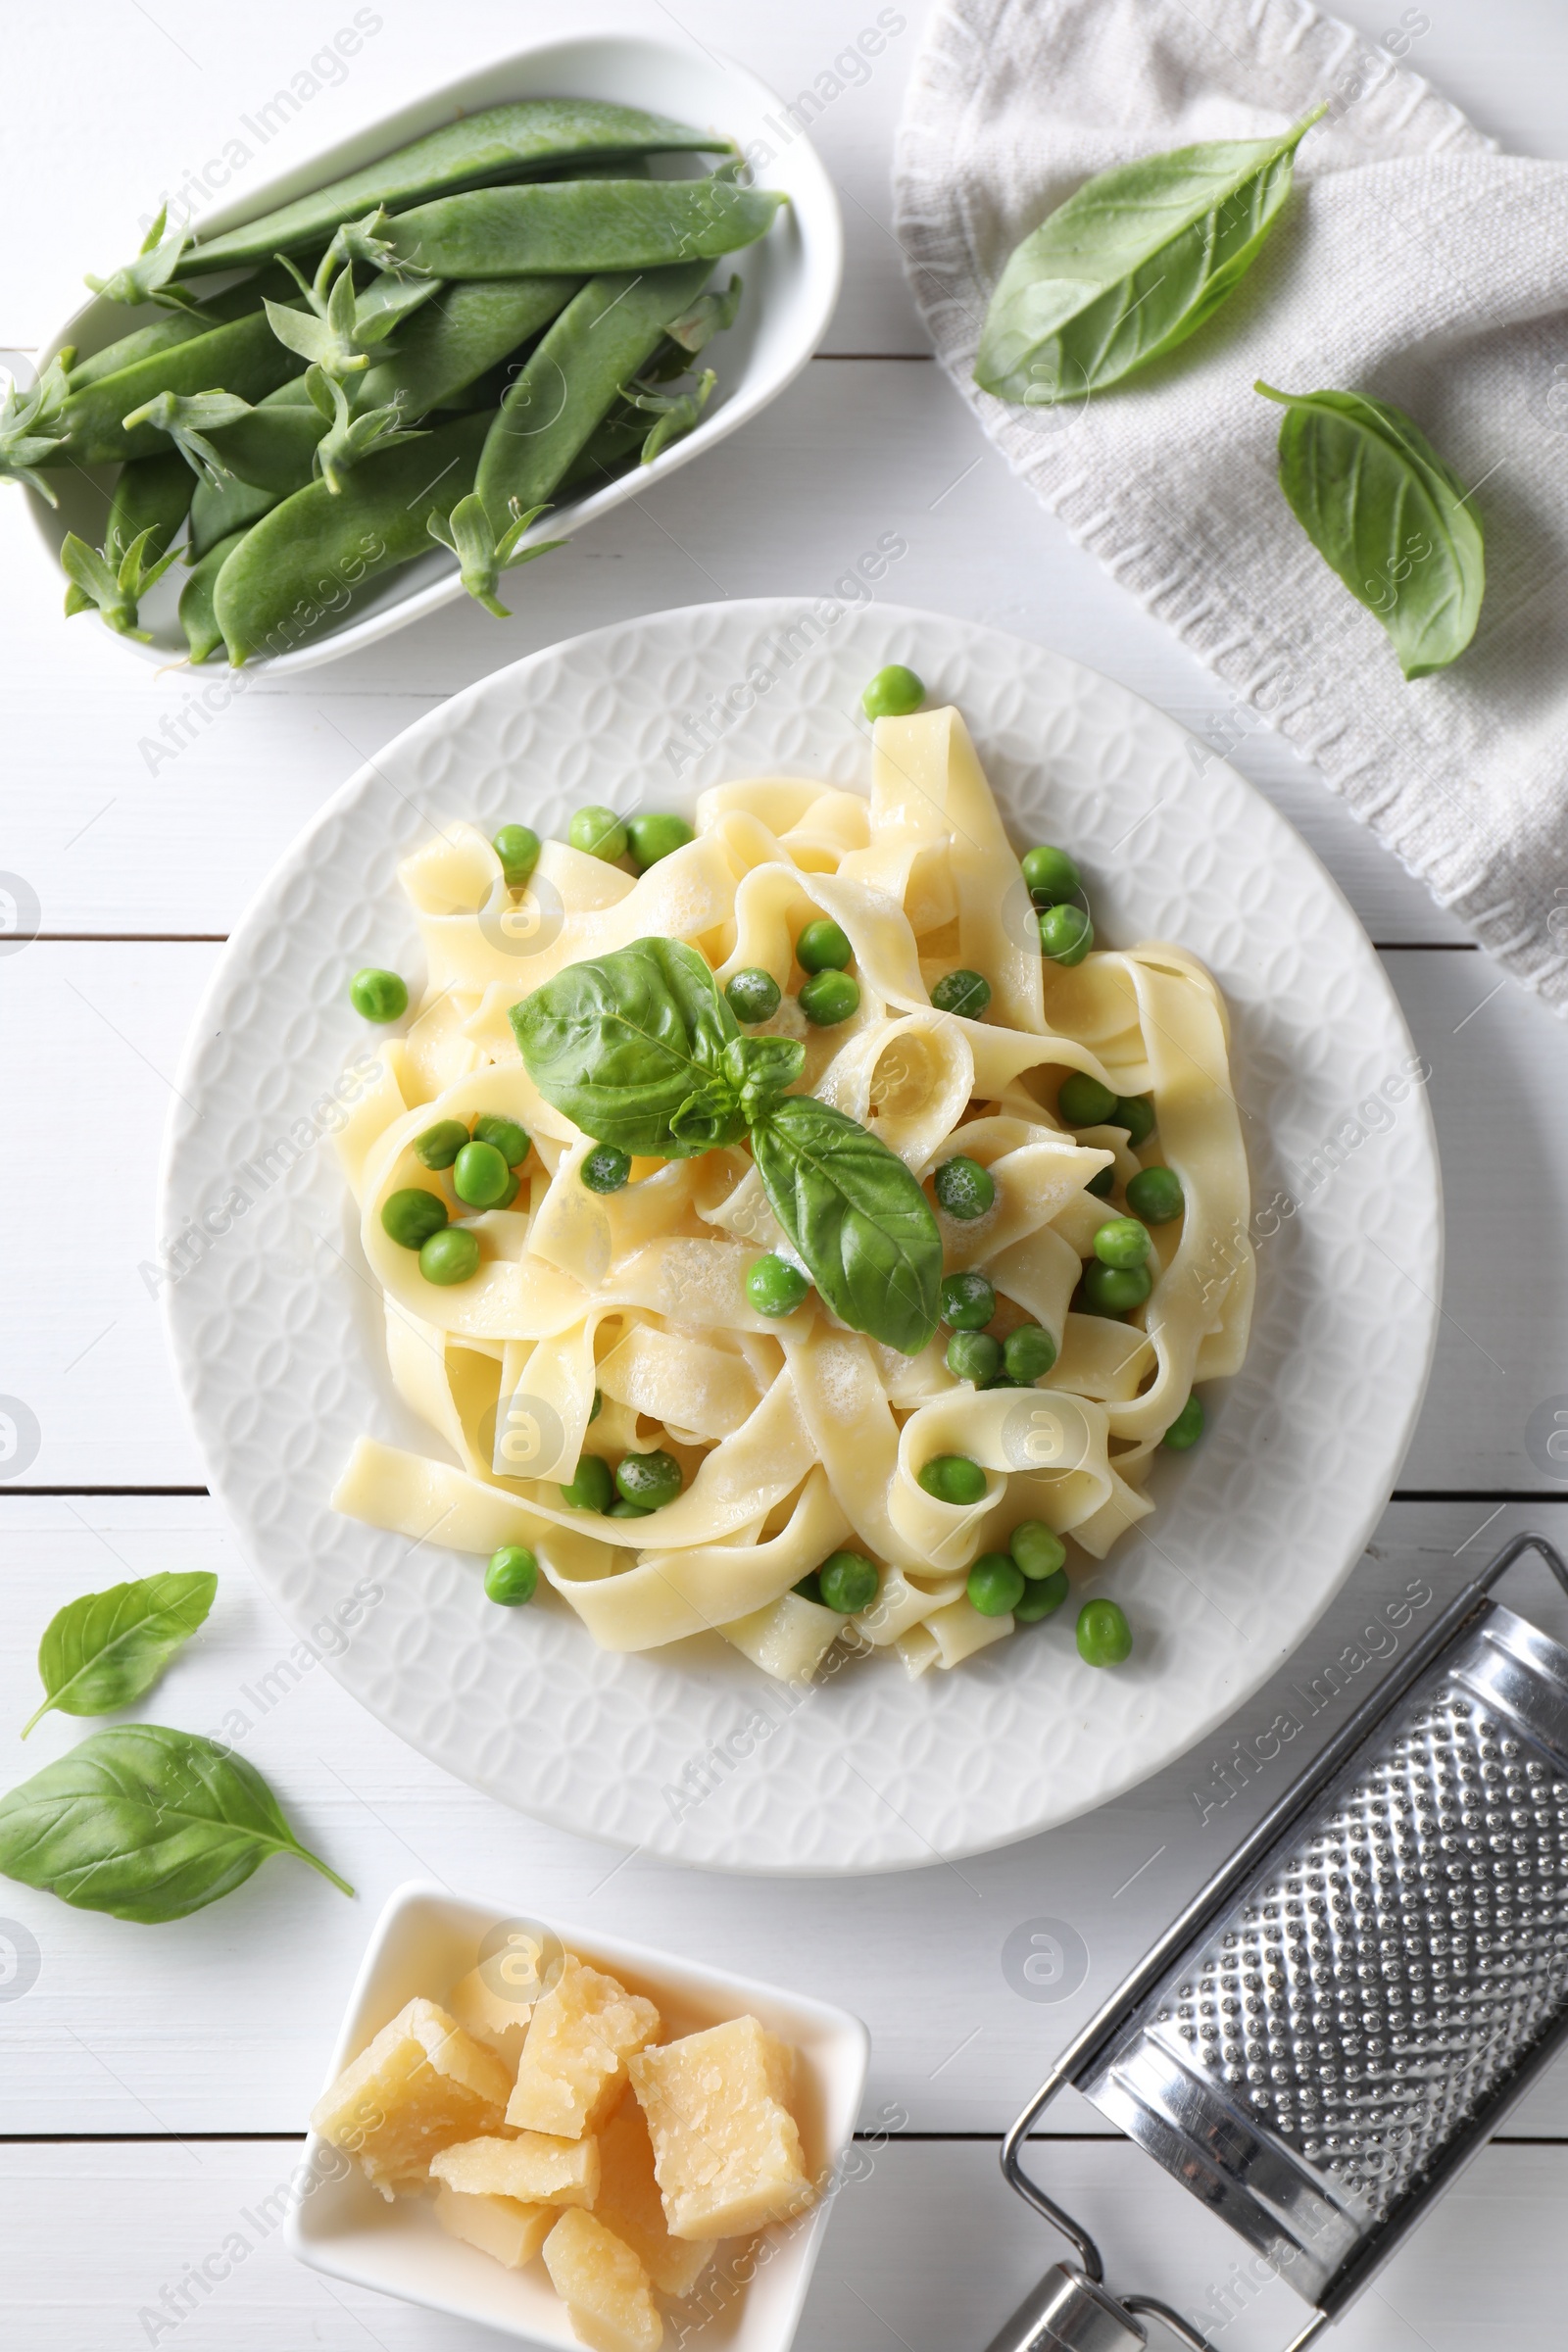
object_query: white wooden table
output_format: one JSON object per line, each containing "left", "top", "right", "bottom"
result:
{"left": 6, "top": 4, "right": 1568, "bottom": 2344}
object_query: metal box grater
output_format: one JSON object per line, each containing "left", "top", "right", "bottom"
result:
{"left": 983, "top": 1534, "right": 1568, "bottom": 2352}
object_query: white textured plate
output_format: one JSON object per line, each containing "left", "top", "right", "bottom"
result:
{"left": 161, "top": 600, "right": 1443, "bottom": 1874}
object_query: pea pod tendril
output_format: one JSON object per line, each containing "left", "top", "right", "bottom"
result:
{"left": 427, "top": 490, "right": 564, "bottom": 616}
{"left": 121, "top": 388, "right": 256, "bottom": 490}
{"left": 60, "top": 524, "right": 179, "bottom": 639}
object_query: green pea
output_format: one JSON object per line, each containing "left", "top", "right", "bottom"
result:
{"left": 493, "top": 824, "right": 540, "bottom": 887}
{"left": 1004, "top": 1323, "right": 1057, "bottom": 1383}
{"left": 1057, "top": 1071, "right": 1117, "bottom": 1126}
{"left": 918, "top": 1454, "right": 988, "bottom": 1505}
{"left": 796, "top": 918, "right": 853, "bottom": 973}
{"left": 861, "top": 663, "right": 924, "bottom": 719}
{"left": 1126, "top": 1165, "right": 1184, "bottom": 1224}
{"left": 940, "top": 1270, "right": 996, "bottom": 1330}
{"left": 799, "top": 969, "right": 859, "bottom": 1026}
{"left": 817, "top": 1550, "right": 879, "bottom": 1613}
{"left": 610, "top": 1495, "right": 654, "bottom": 1518}
{"left": 615, "top": 1448, "right": 683, "bottom": 1509}
{"left": 473, "top": 1113, "right": 530, "bottom": 1167}
{"left": 1039, "top": 905, "right": 1094, "bottom": 965}
{"left": 351, "top": 966, "right": 408, "bottom": 1022}
{"left": 381, "top": 1189, "right": 450, "bottom": 1249}
{"left": 1077, "top": 1598, "right": 1132, "bottom": 1667}
{"left": 1094, "top": 1216, "right": 1152, "bottom": 1271}
{"left": 1009, "top": 1521, "right": 1066, "bottom": 1581}
{"left": 725, "top": 968, "right": 782, "bottom": 1024}
{"left": 1113, "top": 1094, "right": 1156, "bottom": 1147}
{"left": 413, "top": 1119, "right": 468, "bottom": 1171}
{"left": 560, "top": 1454, "right": 615, "bottom": 1513}
{"left": 934, "top": 1155, "right": 995, "bottom": 1220}
{"left": 419, "top": 1226, "right": 481, "bottom": 1286}
{"left": 947, "top": 1331, "right": 1002, "bottom": 1385}
{"left": 1014, "top": 1570, "right": 1070, "bottom": 1622}
{"left": 589, "top": 1388, "right": 603, "bottom": 1422}
{"left": 747, "top": 1254, "right": 809, "bottom": 1317}
{"left": 453, "top": 1139, "right": 513, "bottom": 1209}
{"left": 492, "top": 1172, "right": 520, "bottom": 1209}
{"left": 1081, "top": 1260, "right": 1152, "bottom": 1316}
{"left": 484, "top": 1544, "right": 538, "bottom": 1606}
{"left": 1163, "top": 1395, "right": 1204, "bottom": 1451}
{"left": 1087, "top": 1165, "right": 1116, "bottom": 1200}
{"left": 625, "top": 811, "right": 694, "bottom": 871}
{"left": 569, "top": 805, "right": 629, "bottom": 861}
{"left": 967, "top": 1552, "right": 1024, "bottom": 1616}
{"left": 1021, "top": 845, "right": 1081, "bottom": 906}
{"left": 792, "top": 1571, "right": 823, "bottom": 1603}
{"left": 930, "top": 968, "right": 991, "bottom": 1019}
{"left": 582, "top": 1146, "right": 631, "bottom": 1193}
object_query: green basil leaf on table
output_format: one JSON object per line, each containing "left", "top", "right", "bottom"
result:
{"left": 975, "top": 107, "right": 1324, "bottom": 405}
{"left": 1255, "top": 382, "right": 1486, "bottom": 678}
{"left": 0, "top": 1726, "right": 353, "bottom": 1922}
{"left": 22, "top": 1573, "right": 218, "bottom": 1738}
{"left": 513, "top": 937, "right": 753, "bottom": 1156}
{"left": 750, "top": 1096, "right": 942, "bottom": 1356}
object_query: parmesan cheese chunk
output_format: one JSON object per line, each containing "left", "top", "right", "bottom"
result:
{"left": 446, "top": 1962, "right": 533, "bottom": 2071}
{"left": 629, "top": 2016, "right": 814, "bottom": 2240}
{"left": 594, "top": 2092, "right": 713, "bottom": 2298}
{"left": 544, "top": 2208, "right": 662, "bottom": 2352}
{"left": 434, "top": 2180, "right": 554, "bottom": 2268}
{"left": 507, "top": 1953, "right": 661, "bottom": 2138}
{"left": 309, "top": 1997, "right": 513, "bottom": 2200}
{"left": 431, "top": 2131, "right": 601, "bottom": 2208}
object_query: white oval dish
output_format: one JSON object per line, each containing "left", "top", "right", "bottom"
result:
{"left": 25, "top": 34, "right": 842, "bottom": 674}
{"left": 160, "top": 599, "right": 1443, "bottom": 1874}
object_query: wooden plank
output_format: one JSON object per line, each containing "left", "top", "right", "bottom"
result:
{"left": 4, "top": 1492, "right": 1566, "bottom": 2137}
{"left": 0, "top": 2133, "right": 1561, "bottom": 2349}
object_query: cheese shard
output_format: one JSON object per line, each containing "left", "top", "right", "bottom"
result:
{"left": 446, "top": 1962, "right": 533, "bottom": 2071}
{"left": 310, "top": 1997, "right": 514, "bottom": 2200}
{"left": 544, "top": 2208, "right": 663, "bottom": 2352}
{"left": 434, "top": 2180, "right": 554, "bottom": 2268}
{"left": 629, "top": 2016, "right": 814, "bottom": 2240}
{"left": 507, "top": 1953, "right": 661, "bottom": 2139}
{"left": 431, "top": 2131, "right": 602, "bottom": 2209}
{"left": 595, "top": 2092, "right": 713, "bottom": 2298}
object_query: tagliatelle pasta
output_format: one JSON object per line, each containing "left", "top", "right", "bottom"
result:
{"left": 331, "top": 705, "right": 1253, "bottom": 1680}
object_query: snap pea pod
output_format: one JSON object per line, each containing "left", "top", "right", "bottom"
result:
{"left": 68, "top": 263, "right": 303, "bottom": 390}
{"left": 179, "top": 528, "right": 248, "bottom": 662}
{"left": 476, "top": 261, "right": 712, "bottom": 524}
{"left": 188, "top": 435, "right": 289, "bottom": 558}
{"left": 177, "top": 100, "right": 725, "bottom": 276}
{"left": 381, "top": 180, "right": 783, "bottom": 278}
{"left": 105, "top": 449, "right": 192, "bottom": 560}
{"left": 55, "top": 313, "right": 305, "bottom": 465}
{"left": 558, "top": 411, "right": 646, "bottom": 493}
{"left": 214, "top": 407, "right": 493, "bottom": 663}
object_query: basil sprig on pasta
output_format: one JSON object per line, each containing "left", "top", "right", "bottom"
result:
{"left": 512, "top": 938, "right": 942, "bottom": 1353}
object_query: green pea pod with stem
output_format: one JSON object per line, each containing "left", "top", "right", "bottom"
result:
{"left": 68, "top": 261, "right": 308, "bottom": 391}
{"left": 380, "top": 179, "right": 782, "bottom": 279}
{"left": 476, "top": 260, "right": 712, "bottom": 526}
{"left": 0, "top": 355, "right": 73, "bottom": 500}
{"left": 265, "top": 253, "right": 440, "bottom": 380}
{"left": 624, "top": 367, "right": 715, "bottom": 463}
{"left": 106, "top": 448, "right": 193, "bottom": 561}
{"left": 975, "top": 106, "right": 1325, "bottom": 405}
{"left": 83, "top": 203, "right": 198, "bottom": 312}
{"left": 557, "top": 411, "right": 647, "bottom": 495}
{"left": 1254, "top": 381, "right": 1485, "bottom": 678}
{"left": 665, "top": 272, "right": 742, "bottom": 357}
{"left": 55, "top": 312, "right": 307, "bottom": 465}
{"left": 174, "top": 100, "right": 726, "bottom": 275}
{"left": 121, "top": 389, "right": 257, "bottom": 489}
{"left": 188, "top": 466, "right": 285, "bottom": 561}
{"left": 307, "top": 367, "right": 425, "bottom": 493}
{"left": 427, "top": 491, "right": 564, "bottom": 615}
{"left": 23, "top": 1572, "right": 218, "bottom": 1737}
{"left": 213, "top": 407, "right": 494, "bottom": 663}
{"left": 180, "top": 529, "right": 249, "bottom": 662}
{"left": 61, "top": 525, "right": 179, "bottom": 638}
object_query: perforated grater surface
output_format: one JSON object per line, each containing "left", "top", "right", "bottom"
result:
{"left": 982, "top": 1534, "right": 1568, "bottom": 2352}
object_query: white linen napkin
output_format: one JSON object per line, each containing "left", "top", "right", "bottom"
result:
{"left": 894, "top": 0, "right": 1568, "bottom": 1010}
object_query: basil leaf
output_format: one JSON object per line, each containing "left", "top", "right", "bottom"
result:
{"left": 23, "top": 1573, "right": 218, "bottom": 1738}
{"left": 1255, "top": 382, "right": 1485, "bottom": 678}
{"left": 0, "top": 1726, "right": 354, "bottom": 1922}
{"left": 722, "top": 1032, "right": 807, "bottom": 1122}
{"left": 513, "top": 937, "right": 750, "bottom": 1156}
{"left": 975, "top": 107, "right": 1323, "bottom": 405}
{"left": 751, "top": 1096, "right": 942, "bottom": 1355}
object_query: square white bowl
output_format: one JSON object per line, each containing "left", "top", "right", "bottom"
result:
{"left": 27, "top": 30, "right": 842, "bottom": 674}
{"left": 285, "top": 1879, "right": 870, "bottom": 2348}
